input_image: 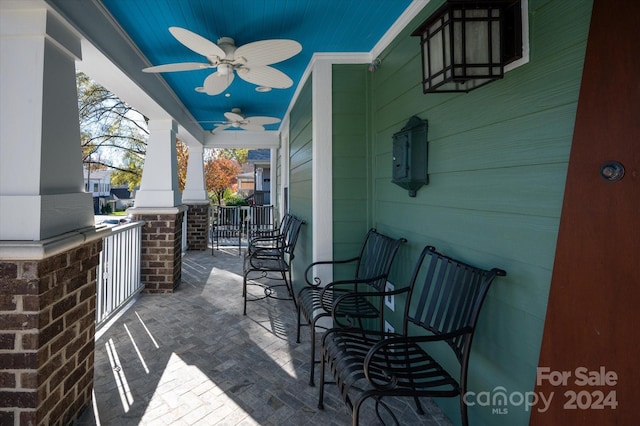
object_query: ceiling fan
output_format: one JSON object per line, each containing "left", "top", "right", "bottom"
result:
{"left": 142, "top": 27, "right": 302, "bottom": 95}
{"left": 208, "top": 108, "right": 281, "bottom": 132}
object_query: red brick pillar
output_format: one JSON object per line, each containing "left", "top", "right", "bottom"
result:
{"left": 185, "top": 203, "right": 210, "bottom": 251}
{"left": 0, "top": 232, "right": 104, "bottom": 425}
{"left": 129, "top": 207, "right": 186, "bottom": 293}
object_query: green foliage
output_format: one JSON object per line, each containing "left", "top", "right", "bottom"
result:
{"left": 212, "top": 148, "right": 248, "bottom": 165}
{"left": 100, "top": 203, "right": 112, "bottom": 214}
{"left": 223, "top": 194, "right": 249, "bottom": 206}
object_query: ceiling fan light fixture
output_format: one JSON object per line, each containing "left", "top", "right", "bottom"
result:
{"left": 218, "top": 64, "right": 232, "bottom": 75}
{"left": 144, "top": 27, "right": 302, "bottom": 94}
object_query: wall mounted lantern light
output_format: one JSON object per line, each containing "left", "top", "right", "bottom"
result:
{"left": 412, "top": 0, "right": 522, "bottom": 93}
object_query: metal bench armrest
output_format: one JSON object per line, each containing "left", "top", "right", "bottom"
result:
{"left": 303, "top": 257, "right": 360, "bottom": 286}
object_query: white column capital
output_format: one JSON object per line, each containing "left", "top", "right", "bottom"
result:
{"left": 1, "top": 4, "right": 93, "bottom": 241}
{"left": 148, "top": 118, "right": 178, "bottom": 133}
{"left": 1, "top": 5, "right": 82, "bottom": 60}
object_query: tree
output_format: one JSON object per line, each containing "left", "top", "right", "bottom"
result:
{"left": 206, "top": 157, "right": 241, "bottom": 205}
{"left": 77, "top": 72, "right": 148, "bottom": 190}
{"left": 216, "top": 148, "right": 248, "bottom": 165}
{"left": 176, "top": 141, "right": 189, "bottom": 191}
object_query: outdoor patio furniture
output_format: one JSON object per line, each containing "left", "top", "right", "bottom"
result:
{"left": 246, "top": 205, "right": 275, "bottom": 244}
{"left": 243, "top": 215, "right": 305, "bottom": 315}
{"left": 295, "top": 229, "right": 406, "bottom": 386}
{"left": 245, "top": 212, "right": 294, "bottom": 256}
{"left": 318, "top": 245, "right": 507, "bottom": 426}
{"left": 212, "top": 206, "right": 242, "bottom": 255}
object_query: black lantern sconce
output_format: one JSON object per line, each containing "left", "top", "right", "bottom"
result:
{"left": 412, "top": 0, "right": 522, "bottom": 93}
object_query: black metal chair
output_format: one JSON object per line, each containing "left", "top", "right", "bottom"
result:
{"left": 243, "top": 215, "right": 305, "bottom": 315}
{"left": 295, "top": 229, "right": 406, "bottom": 386}
{"left": 318, "top": 245, "right": 507, "bottom": 426}
{"left": 212, "top": 206, "right": 242, "bottom": 255}
{"left": 246, "top": 212, "right": 293, "bottom": 257}
{"left": 246, "top": 205, "right": 275, "bottom": 245}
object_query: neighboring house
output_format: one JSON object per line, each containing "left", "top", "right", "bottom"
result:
{"left": 236, "top": 167, "right": 255, "bottom": 196}
{"left": 239, "top": 149, "right": 271, "bottom": 205}
{"left": 83, "top": 166, "right": 111, "bottom": 214}
{"left": 110, "top": 186, "right": 135, "bottom": 211}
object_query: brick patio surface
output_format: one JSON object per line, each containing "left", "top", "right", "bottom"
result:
{"left": 76, "top": 248, "right": 453, "bottom": 425}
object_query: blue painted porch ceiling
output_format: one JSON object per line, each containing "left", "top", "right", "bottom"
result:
{"left": 101, "top": 0, "right": 412, "bottom": 131}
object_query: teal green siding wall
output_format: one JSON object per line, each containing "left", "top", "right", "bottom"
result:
{"left": 284, "top": 1, "right": 593, "bottom": 424}
{"left": 366, "top": 1, "right": 593, "bottom": 425}
{"left": 289, "top": 78, "right": 313, "bottom": 287}
{"left": 332, "top": 65, "right": 371, "bottom": 278}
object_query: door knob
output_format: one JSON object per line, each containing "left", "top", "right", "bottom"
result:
{"left": 599, "top": 161, "right": 625, "bottom": 182}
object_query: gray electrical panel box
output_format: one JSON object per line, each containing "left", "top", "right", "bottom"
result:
{"left": 392, "top": 116, "right": 428, "bottom": 197}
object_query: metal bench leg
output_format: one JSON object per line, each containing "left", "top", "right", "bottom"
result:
{"left": 413, "top": 396, "right": 424, "bottom": 415}
{"left": 460, "top": 395, "right": 469, "bottom": 426}
{"left": 309, "top": 320, "right": 316, "bottom": 386}
{"left": 242, "top": 273, "right": 248, "bottom": 315}
{"left": 318, "top": 348, "right": 326, "bottom": 409}
{"left": 296, "top": 304, "right": 302, "bottom": 343}
{"left": 353, "top": 397, "right": 365, "bottom": 426}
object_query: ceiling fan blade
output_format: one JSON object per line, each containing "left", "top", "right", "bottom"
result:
{"left": 199, "top": 72, "right": 234, "bottom": 95}
{"left": 241, "top": 123, "right": 266, "bottom": 132}
{"left": 248, "top": 116, "right": 281, "bottom": 126}
{"left": 237, "top": 65, "right": 293, "bottom": 89}
{"left": 169, "top": 26, "right": 226, "bottom": 59}
{"left": 235, "top": 40, "right": 302, "bottom": 66}
{"left": 142, "top": 62, "right": 211, "bottom": 73}
{"left": 212, "top": 124, "right": 231, "bottom": 133}
{"left": 224, "top": 111, "right": 245, "bottom": 122}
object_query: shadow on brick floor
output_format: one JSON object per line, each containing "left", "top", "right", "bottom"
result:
{"left": 76, "top": 248, "right": 453, "bottom": 426}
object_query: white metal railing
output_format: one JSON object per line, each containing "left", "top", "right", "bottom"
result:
{"left": 96, "top": 221, "right": 145, "bottom": 328}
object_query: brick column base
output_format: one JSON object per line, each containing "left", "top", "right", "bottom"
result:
{"left": 129, "top": 207, "right": 186, "bottom": 293}
{"left": 185, "top": 203, "right": 210, "bottom": 251}
{"left": 0, "top": 231, "right": 104, "bottom": 425}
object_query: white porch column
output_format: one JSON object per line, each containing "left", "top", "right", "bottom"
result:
{"left": 312, "top": 60, "right": 334, "bottom": 264}
{"left": 269, "top": 147, "right": 277, "bottom": 206}
{"left": 279, "top": 122, "right": 291, "bottom": 217}
{"left": 134, "top": 119, "right": 181, "bottom": 207}
{"left": 182, "top": 142, "right": 208, "bottom": 202}
{"left": 0, "top": 4, "right": 94, "bottom": 241}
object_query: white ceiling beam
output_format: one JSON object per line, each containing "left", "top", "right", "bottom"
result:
{"left": 203, "top": 131, "right": 280, "bottom": 149}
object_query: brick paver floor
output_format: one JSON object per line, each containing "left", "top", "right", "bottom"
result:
{"left": 76, "top": 248, "right": 453, "bottom": 425}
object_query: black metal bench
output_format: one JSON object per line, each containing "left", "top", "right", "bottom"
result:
{"left": 212, "top": 205, "right": 242, "bottom": 255}
{"left": 243, "top": 215, "right": 305, "bottom": 315}
{"left": 246, "top": 212, "right": 293, "bottom": 256}
{"left": 296, "top": 229, "right": 407, "bottom": 386}
{"left": 246, "top": 205, "right": 275, "bottom": 244}
{"left": 318, "top": 245, "right": 507, "bottom": 426}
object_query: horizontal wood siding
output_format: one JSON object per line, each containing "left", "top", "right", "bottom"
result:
{"left": 331, "top": 65, "right": 371, "bottom": 278}
{"left": 289, "top": 78, "right": 313, "bottom": 290}
{"left": 366, "top": 1, "right": 594, "bottom": 425}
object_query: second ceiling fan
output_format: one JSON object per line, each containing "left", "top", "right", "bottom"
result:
{"left": 209, "top": 108, "right": 281, "bottom": 132}
{"left": 143, "top": 27, "right": 302, "bottom": 95}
